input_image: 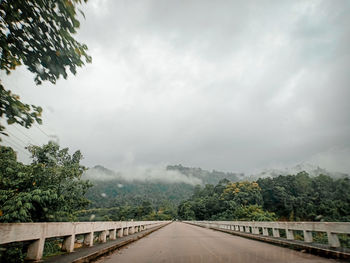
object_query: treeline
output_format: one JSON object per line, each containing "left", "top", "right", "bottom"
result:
{"left": 178, "top": 172, "right": 350, "bottom": 222}
{"left": 86, "top": 181, "right": 194, "bottom": 208}
{"left": 76, "top": 201, "right": 177, "bottom": 221}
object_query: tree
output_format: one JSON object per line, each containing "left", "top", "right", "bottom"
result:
{"left": 178, "top": 201, "right": 195, "bottom": 220}
{"left": 233, "top": 205, "right": 276, "bottom": 221}
{"left": 222, "top": 181, "right": 263, "bottom": 206}
{"left": 0, "top": 142, "right": 92, "bottom": 222}
{"left": 0, "top": 0, "right": 91, "bottom": 137}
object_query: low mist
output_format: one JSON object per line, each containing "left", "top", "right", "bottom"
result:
{"left": 83, "top": 165, "right": 203, "bottom": 185}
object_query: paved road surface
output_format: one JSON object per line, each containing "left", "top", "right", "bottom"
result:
{"left": 100, "top": 222, "right": 340, "bottom": 263}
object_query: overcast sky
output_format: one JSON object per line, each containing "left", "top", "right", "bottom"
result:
{"left": 2, "top": 0, "right": 350, "bottom": 174}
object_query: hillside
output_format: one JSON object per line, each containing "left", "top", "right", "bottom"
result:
{"left": 83, "top": 164, "right": 244, "bottom": 208}
{"left": 83, "top": 163, "right": 347, "bottom": 209}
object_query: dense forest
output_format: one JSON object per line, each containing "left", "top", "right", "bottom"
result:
{"left": 178, "top": 172, "right": 350, "bottom": 222}
{"left": 83, "top": 164, "right": 244, "bottom": 208}
{"left": 76, "top": 164, "right": 245, "bottom": 221}
{"left": 78, "top": 165, "right": 350, "bottom": 223}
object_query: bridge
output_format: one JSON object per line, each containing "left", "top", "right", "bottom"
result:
{"left": 0, "top": 220, "right": 349, "bottom": 262}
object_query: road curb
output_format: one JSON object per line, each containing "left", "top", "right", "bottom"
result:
{"left": 185, "top": 221, "right": 350, "bottom": 261}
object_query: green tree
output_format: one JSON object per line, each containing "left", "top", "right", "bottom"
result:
{"left": 233, "top": 205, "right": 276, "bottom": 221}
{"left": 222, "top": 181, "right": 263, "bottom": 206}
{"left": 257, "top": 173, "right": 350, "bottom": 221}
{"left": 178, "top": 201, "right": 195, "bottom": 220}
{"left": 0, "top": 142, "right": 92, "bottom": 222}
{"left": 0, "top": 0, "right": 91, "bottom": 137}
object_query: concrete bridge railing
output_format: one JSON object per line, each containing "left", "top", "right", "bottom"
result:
{"left": 186, "top": 221, "right": 350, "bottom": 248}
{"left": 0, "top": 221, "right": 170, "bottom": 261}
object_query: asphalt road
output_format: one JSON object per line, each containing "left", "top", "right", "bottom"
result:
{"left": 99, "top": 222, "right": 339, "bottom": 263}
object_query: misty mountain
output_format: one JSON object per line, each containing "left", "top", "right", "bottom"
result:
{"left": 166, "top": 164, "right": 245, "bottom": 185}
{"left": 83, "top": 164, "right": 244, "bottom": 208}
{"left": 83, "top": 163, "right": 347, "bottom": 209}
{"left": 83, "top": 165, "right": 194, "bottom": 208}
{"left": 248, "top": 163, "right": 349, "bottom": 180}
{"left": 83, "top": 164, "right": 244, "bottom": 185}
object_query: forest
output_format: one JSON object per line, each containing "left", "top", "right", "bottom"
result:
{"left": 177, "top": 173, "right": 350, "bottom": 222}
{"left": 2, "top": 144, "right": 349, "bottom": 223}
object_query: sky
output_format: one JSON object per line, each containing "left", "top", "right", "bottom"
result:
{"left": 1, "top": 0, "right": 350, "bottom": 175}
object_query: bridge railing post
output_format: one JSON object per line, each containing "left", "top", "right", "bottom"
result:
{"left": 303, "top": 230, "right": 313, "bottom": 243}
{"left": 286, "top": 229, "right": 294, "bottom": 240}
{"left": 327, "top": 232, "right": 340, "bottom": 248}
{"left": 62, "top": 234, "right": 75, "bottom": 252}
{"left": 272, "top": 228, "right": 280, "bottom": 237}
{"left": 110, "top": 229, "right": 116, "bottom": 240}
{"left": 26, "top": 238, "right": 45, "bottom": 261}
{"left": 117, "top": 228, "right": 123, "bottom": 237}
{"left": 262, "top": 227, "right": 269, "bottom": 236}
{"left": 84, "top": 232, "right": 94, "bottom": 247}
{"left": 99, "top": 230, "right": 107, "bottom": 243}
{"left": 123, "top": 227, "right": 129, "bottom": 236}
{"left": 253, "top": 227, "right": 260, "bottom": 235}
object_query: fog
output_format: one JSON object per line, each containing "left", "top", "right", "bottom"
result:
{"left": 83, "top": 165, "right": 202, "bottom": 185}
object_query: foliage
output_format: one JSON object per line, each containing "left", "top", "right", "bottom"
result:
{"left": 178, "top": 179, "right": 273, "bottom": 221}
{"left": 178, "top": 172, "right": 350, "bottom": 222}
{"left": 43, "top": 239, "right": 64, "bottom": 258}
{"left": 231, "top": 205, "right": 276, "bottom": 221}
{"left": 0, "top": 84, "right": 43, "bottom": 136}
{"left": 76, "top": 201, "right": 177, "bottom": 221}
{"left": 0, "top": 0, "right": 91, "bottom": 136}
{"left": 0, "top": 142, "right": 92, "bottom": 222}
{"left": 86, "top": 180, "right": 194, "bottom": 209}
{"left": 257, "top": 172, "right": 350, "bottom": 221}
{"left": 0, "top": 242, "right": 25, "bottom": 263}
{"left": 222, "top": 181, "right": 263, "bottom": 206}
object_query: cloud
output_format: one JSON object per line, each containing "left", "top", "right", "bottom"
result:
{"left": 308, "top": 147, "right": 350, "bottom": 174}
{"left": 1, "top": 0, "right": 349, "bottom": 174}
{"left": 84, "top": 165, "right": 203, "bottom": 185}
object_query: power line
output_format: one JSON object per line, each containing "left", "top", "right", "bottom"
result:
{"left": 6, "top": 130, "right": 31, "bottom": 146}
{"left": 1, "top": 137, "right": 31, "bottom": 157}
{"left": 34, "top": 123, "right": 50, "bottom": 138}
{"left": 12, "top": 125, "right": 40, "bottom": 145}
{"left": 3, "top": 136, "right": 28, "bottom": 151}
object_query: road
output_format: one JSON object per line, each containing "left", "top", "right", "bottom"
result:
{"left": 100, "top": 222, "right": 339, "bottom": 263}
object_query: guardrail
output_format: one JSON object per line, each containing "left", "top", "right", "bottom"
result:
{"left": 0, "top": 221, "right": 170, "bottom": 261}
{"left": 186, "top": 221, "right": 350, "bottom": 248}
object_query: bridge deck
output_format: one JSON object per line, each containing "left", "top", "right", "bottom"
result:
{"left": 100, "top": 222, "right": 343, "bottom": 263}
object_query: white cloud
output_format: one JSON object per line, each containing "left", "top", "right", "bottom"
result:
{"left": 1, "top": 0, "right": 349, "bottom": 174}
